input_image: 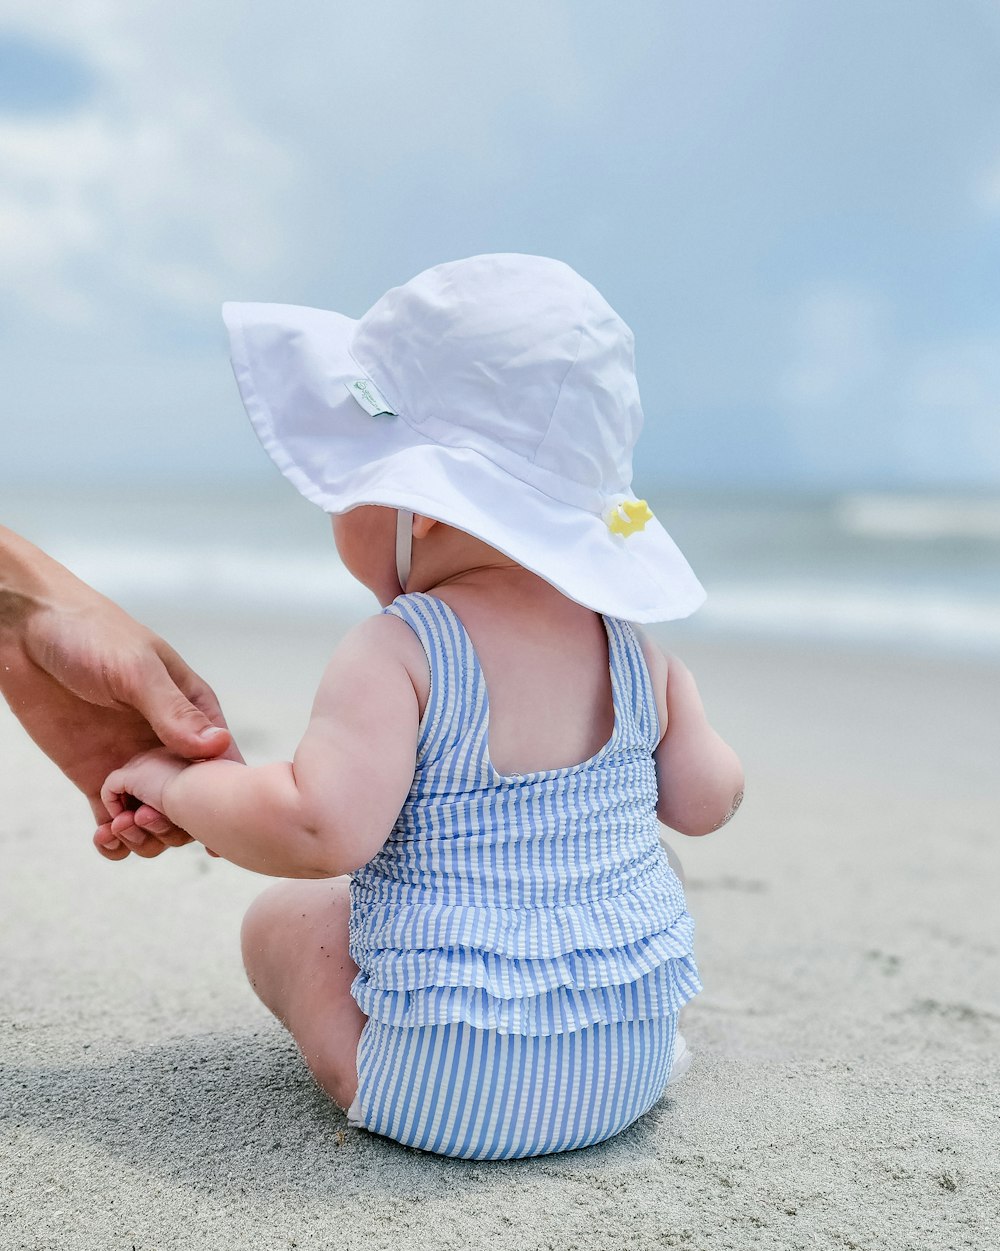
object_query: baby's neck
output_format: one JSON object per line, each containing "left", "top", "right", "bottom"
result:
{"left": 407, "top": 526, "right": 522, "bottom": 597}
{"left": 404, "top": 521, "right": 580, "bottom": 618}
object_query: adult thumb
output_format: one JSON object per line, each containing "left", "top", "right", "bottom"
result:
{"left": 129, "top": 661, "right": 232, "bottom": 760}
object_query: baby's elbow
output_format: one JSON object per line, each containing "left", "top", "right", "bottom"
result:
{"left": 694, "top": 784, "right": 745, "bottom": 836}
{"left": 293, "top": 816, "right": 354, "bottom": 878}
{"left": 297, "top": 809, "right": 381, "bottom": 878}
{"left": 660, "top": 775, "right": 745, "bottom": 838}
{"left": 302, "top": 850, "right": 352, "bottom": 878}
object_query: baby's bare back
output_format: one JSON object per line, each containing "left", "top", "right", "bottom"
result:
{"left": 421, "top": 575, "right": 619, "bottom": 778}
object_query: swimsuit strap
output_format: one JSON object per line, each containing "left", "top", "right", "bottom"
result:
{"left": 383, "top": 593, "right": 659, "bottom": 775}
{"left": 601, "top": 617, "right": 662, "bottom": 753}
{"left": 382, "top": 592, "right": 489, "bottom": 773}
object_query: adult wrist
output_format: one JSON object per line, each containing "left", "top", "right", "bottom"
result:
{"left": 0, "top": 537, "right": 40, "bottom": 645}
{"left": 0, "top": 529, "right": 90, "bottom": 665}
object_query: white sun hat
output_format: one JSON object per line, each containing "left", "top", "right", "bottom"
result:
{"left": 222, "top": 253, "right": 705, "bottom": 623}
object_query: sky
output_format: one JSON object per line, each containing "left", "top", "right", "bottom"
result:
{"left": 2, "top": 0, "right": 999, "bottom": 491}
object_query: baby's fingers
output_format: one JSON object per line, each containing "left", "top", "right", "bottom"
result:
{"left": 101, "top": 771, "right": 130, "bottom": 819}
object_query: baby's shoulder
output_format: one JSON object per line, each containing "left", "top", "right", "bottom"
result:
{"left": 335, "top": 611, "right": 430, "bottom": 718}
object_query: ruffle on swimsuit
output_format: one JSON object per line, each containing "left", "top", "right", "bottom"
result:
{"left": 348, "top": 593, "right": 703, "bottom": 1038}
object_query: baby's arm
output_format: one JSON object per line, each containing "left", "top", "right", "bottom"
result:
{"left": 640, "top": 637, "right": 744, "bottom": 837}
{"left": 100, "top": 616, "right": 420, "bottom": 877}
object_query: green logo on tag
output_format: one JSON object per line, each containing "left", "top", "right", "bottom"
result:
{"left": 346, "top": 377, "right": 397, "bottom": 417}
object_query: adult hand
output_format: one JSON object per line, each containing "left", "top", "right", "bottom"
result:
{"left": 0, "top": 526, "right": 241, "bottom": 858}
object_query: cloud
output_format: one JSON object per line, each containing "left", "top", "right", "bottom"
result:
{"left": 0, "top": 6, "right": 291, "bottom": 329}
{"left": 0, "top": 1, "right": 597, "bottom": 331}
{"left": 776, "top": 282, "right": 1000, "bottom": 483}
{"left": 3, "top": 1, "right": 1000, "bottom": 488}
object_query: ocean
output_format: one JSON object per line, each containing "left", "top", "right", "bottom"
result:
{"left": 4, "top": 485, "right": 999, "bottom": 661}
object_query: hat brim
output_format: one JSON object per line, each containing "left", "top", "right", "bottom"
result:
{"left": 224, "top": 301, "right": 706, "bottom": 623}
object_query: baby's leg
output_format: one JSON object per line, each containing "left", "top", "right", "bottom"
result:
{"left": 240, "top": 877, "right": 367, "bottom": 1111}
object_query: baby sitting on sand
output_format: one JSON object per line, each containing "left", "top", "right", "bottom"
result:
{"left": 97, "top": 254, "right": 744, "bottom": 1159}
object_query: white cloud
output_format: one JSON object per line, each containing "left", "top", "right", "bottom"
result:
{"left": 0, "top": 1, "right": 597, "bottom": 327}
{"left": 777, "top": 283, "right": 1000, "bottom": 482}
{"left": 0, "top": 4, "right": 291, "bottom": 326}
{"left": 3, "top": 1, "right": 1000, "bottom": 488}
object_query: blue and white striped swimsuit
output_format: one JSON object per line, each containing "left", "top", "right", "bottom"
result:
{"left": 347, "top": 592, "right": 701, "bottom": 1159}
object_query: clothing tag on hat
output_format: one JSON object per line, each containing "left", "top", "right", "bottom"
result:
{"left": 346, "top": 378, "right": 397, "bottom": 418}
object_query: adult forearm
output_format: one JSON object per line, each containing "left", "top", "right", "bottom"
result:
{"left": 0, "top": 526, "right": 54, "bottom": 634}
{"left": 0, "top": 525, "right": 103, "bottom": 655}
{"left": 162, "top": 759, "right": 340, "bottom": 878}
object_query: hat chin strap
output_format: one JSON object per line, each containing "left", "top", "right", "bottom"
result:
{"left": 395, "top": 509, "right": 413, "bottom": 591}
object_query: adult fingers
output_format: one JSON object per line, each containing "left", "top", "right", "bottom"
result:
{"left": 131, "top": 804, "right": 175, "bottom": 837}
{"left": 111, "top": 809, "right": 190, "bottom": 856}
{"left": 117, "top": 651, "right": 231, "bottom": 762}
{"left": 89, "top": 794, "right": 111, "bottom": 826}
{"left": 133, "top": 805, "right": 194, "bottom": 847}
{"left": 94, "top": 824, "right": 131, "bottom": 861}
{"left": 113, "top": 822, "right": 170, "bottom": 857}
{"left": 157, "top": 647, "right": 247, "bottom": 765}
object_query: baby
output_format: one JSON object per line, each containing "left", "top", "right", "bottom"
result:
{"left": 98, "top": 254, "right": 744, "bottom": 1160}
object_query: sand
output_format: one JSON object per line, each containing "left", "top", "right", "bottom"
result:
{"left": 1, "top": 616, "right": 997, "bottom": 1251}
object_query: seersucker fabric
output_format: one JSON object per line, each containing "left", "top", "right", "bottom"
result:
{"left": 349, "top": 1014, "right": 680, "bottom": 1159}
{"left": 346, "top": 592, "right": 702, "bottom": 1157}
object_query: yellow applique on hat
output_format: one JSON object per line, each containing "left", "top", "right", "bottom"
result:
{"left": 606, "top": 498, "right": 654, "bottom": 537}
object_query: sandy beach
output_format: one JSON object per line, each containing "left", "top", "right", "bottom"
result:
{"left": 1, "top": 615, "right": 997, "bottom": 1251}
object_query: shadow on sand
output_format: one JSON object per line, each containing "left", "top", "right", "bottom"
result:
{"left": 0, "top": 1030, "right": 672, "bottom": 1198}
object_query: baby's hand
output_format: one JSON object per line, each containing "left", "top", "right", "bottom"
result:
{"left": 97, "top": 748, "right": 193, "bottom": 860}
